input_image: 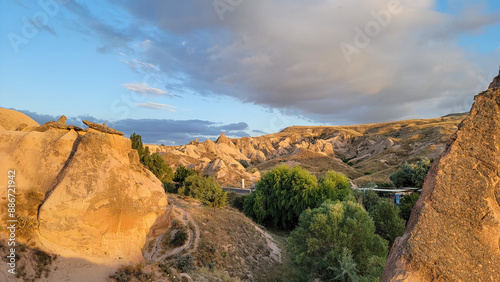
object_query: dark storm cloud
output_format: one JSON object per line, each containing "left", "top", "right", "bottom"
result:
{"left": 64, "top": 0, "right": 500, "bottom": 124}
{"left": 16, "top": 109, "right": 249, "bottom": 145}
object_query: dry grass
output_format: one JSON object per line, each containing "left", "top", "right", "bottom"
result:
{"left": 166, "top": 194, "right": 290, "bottom": 281}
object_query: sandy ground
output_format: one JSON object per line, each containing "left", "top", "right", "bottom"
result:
{"left": 0, "top": 255, "right": 116, "bottom": 282}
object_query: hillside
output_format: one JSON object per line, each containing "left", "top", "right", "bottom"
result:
{"left": 0, "top": 109, "right": 287, "bottom": 281}
{"left": 149, "top": 114, "right": 466, "bottom": 187}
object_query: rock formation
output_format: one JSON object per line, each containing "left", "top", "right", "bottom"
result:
{"left": 83, "top": 119, "right": 124, "bottom": 136}
{"left": 489, "top": 66, "right": 500, "bottom": 89}
{"left": 0, "top": 109, "right": 168, "bottom": 263}
{"left": 152, "top": 115, "right": 464, "bottom": 186}
{"left": 382, "top": 86, "right": 500, "bottom": 280}
{"left": 0, "top": 108, "right": 39, "bottom": 130}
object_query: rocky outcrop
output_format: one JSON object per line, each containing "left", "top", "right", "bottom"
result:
{"left": 489, "top": 67, "right": 500, "bottom": 89}
{"left": 382, "top": 87, "right": 500, "bottom": 281}
{"left": 83, "top": 120, "right": 124, "bottom": 136}
{"left": 0, "top": 107, "right": 39, "bottom": 130}
{"left": 0, "top": 111, "right": 168, "bottom": 264}
{"left": 156, "top": 114, "right": 464, "bottom": 186}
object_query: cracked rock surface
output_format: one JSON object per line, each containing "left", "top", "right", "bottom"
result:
{"left": 382, "top": 87, "right": 500, "bottom": 281}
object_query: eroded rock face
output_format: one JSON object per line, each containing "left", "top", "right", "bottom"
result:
{"left": 382, "top": 87, "right": 500, "bottom": 281}
{"left": 37, "top": 129, "right": 167, "bottom": 261}
{"left": 489, "top": 67, "right": 500, "bottom": 89}
{"left": 0, "top": 112, "right": 168, "bottom": 263}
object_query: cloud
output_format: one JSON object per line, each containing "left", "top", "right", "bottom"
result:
{"left": 65, "top": 0, "right": 500, "bottom": 124}
{"left": 135, "top": 102, "right": 176, "bottom": 111}
{"left": 121, "top": 58, "right": 159, "bottom": 72}
{"left": 124, "top": 83, "right": 170, "bottom": 95}
{"left": 16, "top": 109, "right": 250, "bottom": 145}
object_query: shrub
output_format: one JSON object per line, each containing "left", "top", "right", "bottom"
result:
{"left": 174, "top": 254, "right": 195, "bottom": 272}
{"left": 171, "top": 229, "right": 189, "bottom": 247}
{"left": 182, "top": 175, "right": 227, "bottom": 214}
{"left": 164, "top": 182, "right": 179, "bottom": 194}
{"left": 243, "top": 165, "right": 352, "bottom": 230}
{"left": 173, "top": 165, "right": 198, "bottom": 185}
{"left": 288, "top": 200, "right": 388, "bottom": 281}
{"left": 238, "top": 159, "right": 249, "bottom": 168}
{"left": 227, "top": 192, "right": 246, "bottom": 211}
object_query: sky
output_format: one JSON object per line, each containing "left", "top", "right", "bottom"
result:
{"left": 1, "top": 0, "right": 500, "bottom": 145}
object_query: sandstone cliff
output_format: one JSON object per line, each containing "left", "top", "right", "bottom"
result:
{"left": 382, "top": 85, "right": 500, "bottom": 280}
{"left": 0, "top": 109, "right": 168, "bottom": 265}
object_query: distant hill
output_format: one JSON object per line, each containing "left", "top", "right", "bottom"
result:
{"left": 149, "top": 114, "right": 467, "bottom": 187}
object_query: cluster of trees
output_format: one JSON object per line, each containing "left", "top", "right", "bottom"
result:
{"left": 130, "top": 133, "right": 173, "bottom": 182}
{"left": 288, "top": 200, "right": 388, "bottom": 281}
{"left": 130, "top": 134, "right": 227, "bottom": 214}
{"left": 242, "top": 165, "right": 405, "bottom": 280}
{"left": 168, "top": 165, "right": 227, "bottom": 215}
{"left": 241, "top": 161, "right": 429, "bottom": 281}
{"left": 390, "top": 158, "right": 431, "bottom": 188}
{"left": 243, "top": 166, "right": 352, "bottom": 230}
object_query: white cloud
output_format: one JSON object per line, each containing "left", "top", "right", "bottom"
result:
{"left": 124, "top": 83, "right": 170, "bottom": 95}
{"left": 76, "top": 0, "right": 500, "bottom": 123}
{"left": 135, "top": 102, "right": 176, "bottom": 111}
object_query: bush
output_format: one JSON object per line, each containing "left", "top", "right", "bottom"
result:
{"left": 182, "top": 175, "right": 227, "bottom": 214}
{"left": 243, "top": 165, "right": 352, "bottom": 230}
{"left": 110, "top": 264, "right": 148, "bottom": 282}
{"left": 227, "top": 192, "right": 246, "bottom": 211}
{"left": 399, "top": 192, "right": 420, "bottom": 223}
{"left": 238, "top": 159, "right": 249, "bottom": 168}
{"left": 174, "top": 254, "right": 195, "bottom": 272}
{"left": 288, "top": 200, "right": 388, "bottom": 281}
{"left": 390, "top": 158, "right": 431, "bottom": 188}
{"left": 173, "top": 165, "right": 198, "bottom": 185}
{"left": 164, "top": 182, "right": 179, "bottom": 194}
{"left": 171, "top": 229, "right": 189, "bottom": 247}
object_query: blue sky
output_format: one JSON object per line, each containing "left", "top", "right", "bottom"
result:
{"left": 1, "top": 0, "right": 500, "bottom": 144}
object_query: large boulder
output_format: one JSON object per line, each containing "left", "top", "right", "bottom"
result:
{"left": 0, "top": 113, "right": 168, "bottom": 263}
{"left": 37, "top": 129, "right": 167, "bottom": 261}
{"left": 382, "top": 87, "right": 500, "bottom": 281}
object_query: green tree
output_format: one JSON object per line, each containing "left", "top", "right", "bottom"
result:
{"left": 243, "top": 166, "right": 352, "bottom": 230}
{"left": 399, "top": 192, "right": 420, "bottom": 223}
{"left": 390, "top": 158, "right": 431, "bottom": 188}
{"left": 173, "top": 165, "right": 197, "bottom": 185}
{"left": 130, "top": 132, "right": 146, "bottom": 160}
{"left": 368, "top": 199, "right": 406, "bottom": 247}
{"left": 200, "top": 183, "right": 228, "bottom": 215}
{"left": 362, "top": 190, "right": 382, "bottom": 212}
{"left": 288, "top": 200, "right": 388, "bottom": 281}
{"left": 318, "top": 171, "right": 353, "bottom": 203}
{"left": 181, "top": 175, "right": 227, "bottom": 214}
{"left": 130, "top": 133, "right": 173, "bottom": 182}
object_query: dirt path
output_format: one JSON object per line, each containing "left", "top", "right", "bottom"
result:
{"left": 144, "top": 202, "right": 200, "bottom": 262}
